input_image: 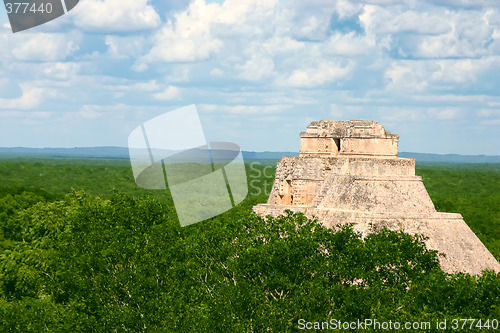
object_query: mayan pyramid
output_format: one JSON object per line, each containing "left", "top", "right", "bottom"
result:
{"left": 253, "top": 120, "right": 500, "bottom": 275}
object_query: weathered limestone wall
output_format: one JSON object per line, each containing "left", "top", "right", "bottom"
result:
{"left": 252, "top": 204, "right": 500, "bottom": 275}
{"left": 341, "top": 137, "right": 398, "bottom": 157}
{"left": 300, "top": 137, "right": 339, "bottom": 156}
{"left": 316, "top": 176, "right": 437, "bottom": 214}
{"left": 272, "top": 156, "right": 414, "bottom": 180}
{"left": 253, "top": 120, "right": 500, "bottom": 275}
{"left": 299, "top": 120, "right": 399, "bottom": 157}
{"left": 267, "top": 157, "right": 418, "bottom": 209}
{"left": 346, "top": 157, "right": 414, "bottom": 176}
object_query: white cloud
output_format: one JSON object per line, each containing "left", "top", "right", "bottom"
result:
{"left": 1, "top": 0, "right": 500, "bottom": 154}
{"left": 389, "top": 10, "right": 451, "bottom": 35}
{"left": 0, "top": 78, "right": 11, "bottom": 95}
{"left": 211, "top": 0, "right": 279, "bottom": 35}
{"left": 138, "top": 22, "right": 222, "bottom": 64}
{"left": 153, "top": 86, "right": 181, "bottom": 100}
{"left": 73, "top": 0, "right": 161, "bottom": 32}
{"left": 262, "top": 37, "right": 305, "bottom": 55}
{"left": 0, "top": 33, "right": 79, "bottom": 61}
{"left": 428, "top": 107, "right": 463, "bottom": 120}
{"left": 330, "top": 104, "right": 364, "bottom": 119}
{"left": 358, "top": 4, "right": 500, "bottom": 59}
{"left": 325, "top": 32, "right": 376, "bottom": 57}
{"left": 428, "top": 0, "right": 500, "bottom": 8}
{"left": 210, "top": 68, "right": 224, "bottom": 77}
{"left": 235, "top": 55, "right": 275, "bottom": 81}
{"left": 137, "top": 0, "right": 223, "bottom": 66}
{"left": 229, "top": 36, "right": 304, "bottom": 81}
{"left": 291, "top": 11, "right": 333, "bottom": 40}
{"left": 430, "top": 59, "right": 481, "bottom": 84}
{"left": 477, "top": 108, "right": 500, "bottom": 117}
{"left": 283, "top": 61, "right": 355, "bottom": 87}
{"left": 0, "top": 111, "right": 52, "bottom": 119}
{"left": 0, "top": 84, "right": 45, "bottom": 110}
{"left": 199, "top": 104, "right": 291, "bottom": 115}
{"left": 165, "top": 67, "right": 191, "bottom": 82}
{"left": 378, "top": 107, "right": 426, "bottom": 122}
{"left": 41, "top": 62, "right": 81, "bottom": 80}
{"left": 79, "top": 106, "right": 104, "bottom": 120}
{"left": 479, "top": 118, "right": 500, "bottom": 126}
{"left": 384, "top": 56, "right": 500, "bottom": 93}
{"left": 335, "top": 0, "right": 364, "bottom": 19}
{"left": 105, "top": 36, "right": 147, "bottom": 60}
{"left": 106, "top": 80, "right": 161, "bottom": 93}
{"left": 78, "top": 104, "right": 133, "bottom": 120}
{"left": 385, "top": 63, "right": 429, "bottom": 92}
{"left": 137, "top": 0, "right": 280, "bottom": 67}
{"left": 132, "top": 81, "right": 162, "bottom": 92}
{"left": 411, "top": 10, "right": 495, "bottom": 58}
{"left": 360, "top": 5, "right": 451, "bottom": 36}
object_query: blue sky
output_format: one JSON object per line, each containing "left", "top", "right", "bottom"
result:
{"left": 0, "top": 0, "right": 499, "bottom": 154}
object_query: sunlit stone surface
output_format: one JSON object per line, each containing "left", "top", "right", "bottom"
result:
{"left": 254, "top": 120, "right": 500, "bottom": 275}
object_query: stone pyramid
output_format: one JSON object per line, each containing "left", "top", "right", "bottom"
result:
{"left": 253, "top": 120, "right": 500, "bottom": 275}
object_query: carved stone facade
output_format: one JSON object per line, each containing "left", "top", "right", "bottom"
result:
{"left": 254, "top": 120, "right": 500, "bottom": 275}
{"left": 299, "top": 120, "right": 399, "bottom": 158}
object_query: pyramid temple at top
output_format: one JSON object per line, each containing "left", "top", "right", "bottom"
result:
{"left": 253, "top": 120, "right": 500, "bottom": 275}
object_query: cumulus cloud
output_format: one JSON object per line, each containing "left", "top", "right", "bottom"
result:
{"left": 0, "top": 33, "right": 79, "bottom": 61}
{"left": 136, "top": 0, "right": 279, "bottom": 68}
{"left": 2, "top": 0, "right": 500, "bottom": 153}
{"left": 477, "top": 108, "right": 500, "bottom": 117}
{"left": 153, "top": 86, "right": 181, "bottom": 100}
{"left": 428, "top": 0, "right": 500, "bottom": 8}
{"left": 165, "top": 67, "right": 191, "bottom": 82}
{"left": 235, "top": 55, "right": 275, "bottom": 81}
{"left": 479, "top": 118, "right": 500, "bottom": 126}
{"left": 199, "top": 104, "right": 291, "bottom": 115}
{"left": 284, "top": 61, "right": 355, "bottom": 87}
{"left": 73, "top": 0, "right": 161, "bottom": 32}
{"left": 0, "top": 84, "right": 45, "bottom": 110}
{"left": 324, "top": 32, "right": 376, "bottom": 56}
{"left": 0, "top": 111, "right": 52, "bottom": 120}
{"left": 384, "top": 55, "right": 500, "bottom": 93}
{"left": 429, "top": 58, "right": 497, "bottom": 84}
{"left": 105, "top": 80, "right": 161, "bottom": 93}
{"left": 378, "top": 107, "right": 426, "bottom": 123}
{"left": 41, "top": 62, "right": 81, "bottom": 80}
{"left": 79, "top": 105, "right": 104, "bottom": 120}
{"left": 291, "top": 10, "right": 334, "bottom": 40}
{"left": 105, "top": 36, "right": 148, "bottom": 60}
{"left": 385, "top": 63, "right": 429, "bottom": 92}
{"left": 428, "top": 107, "right": 463, "bottom": 120}
{"left": 136, "top": 0, "right": 224, "bottom": 66}
{"left": 78, "top": 104, "right": 133, "bottom": 120}
{"left": 409, "top": 11, "right": 495, "bottom": 58}
{"left": 361, "top": 7, "right": 452, "bottom": 35}
{"left": 330, "top": 104, "right": 364, "bottom": 119}
{"left": 359, "top": 4, "right": 500, "bottom": 60}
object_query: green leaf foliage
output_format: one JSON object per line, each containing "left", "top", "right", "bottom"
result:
{"left": 0, "top": 189, "right": 498, "bottom": 332}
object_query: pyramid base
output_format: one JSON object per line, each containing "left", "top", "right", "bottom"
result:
{"left": 253, "top": 204, "right": 500, "bottom": 275}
